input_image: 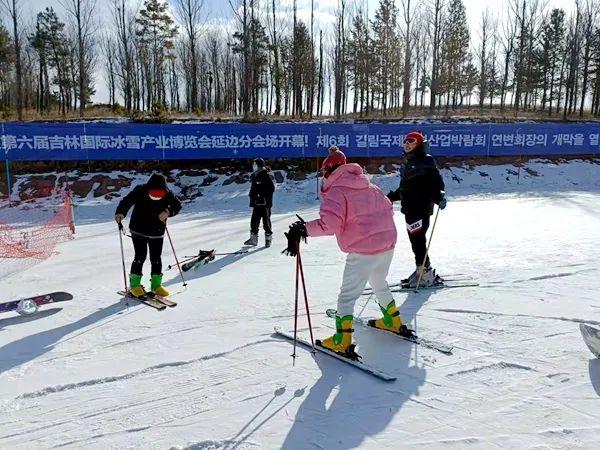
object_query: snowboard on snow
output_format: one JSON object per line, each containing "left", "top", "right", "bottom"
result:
{"left": 580, "top": 323, "right": 600, "bottom": 359}
{"left": 0, "top": 292, "right": 73, "bottom": 314}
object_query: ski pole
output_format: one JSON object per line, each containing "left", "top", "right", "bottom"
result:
{"left": 298, "top": 244, "right": 315, "bottom": 353}
{"left": 166, "top": 253, "right": 216, "bottom": 270}
{"left": 168, "top": 250, "right": 250, "bottom": 269}
{"left": 181, "top": 250, "right": 249, "bottom": 258}
{"left": 414, "top": 205, "right": 441, "bottom": 292}
{"left": 297, "top": 244, "right": 315, "bottom": 349}
{"left": 165, "top": 225, "right": 187, "bottom": 287}
{"left": 291, "top": 242, "right": 301, "bottom": 364}
{"left": 117, "top": 223, "right": 128, "bottom": 292}
{"left": 168, "top": 255, "right": 201, "bottom": 269}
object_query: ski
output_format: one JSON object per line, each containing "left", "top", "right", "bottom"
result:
{"left": 325, "top": 309, "right": 454, "bottom": 354}
{"left": 146, "top": 293, "right": 177, "bottom": 307}
{"left": 361, "top": 281, "right": 479, "bottom": 296}
{"left": 181, "top": 250, "right": 216, "bottom": 272}
{"left": 117, "top": 291, "right": 166, "bottom": 310}
{"left": 0, "top": 292, "right": 73, "bottom": 314}
{"left": 395, "top": 281, "right": 479, "bottom": 291}
{"left": 273, "top": 326, "right": 396, "bottom": 382}
{"left": 363, "top": 274, "right": 474, "bottom": 293}
{"left": 580, "top": 323, "right": 600, "bottom": 358}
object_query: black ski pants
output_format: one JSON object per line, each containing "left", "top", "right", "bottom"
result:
{"left": 250, "top": 206, "right": 272, "bottom": 236}
{"left": 131, "top": 234, "right": 164, "bottom": 275}
{"left": 405, "top": 214, "right": 431, "bottom": 267}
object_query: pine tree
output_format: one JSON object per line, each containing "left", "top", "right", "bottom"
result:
{"left": 135, "top": 0, "right": 178, "bottom": 110}
{"left": 232, "top": 16, "right": 269, "bottom": 115}
{"left": 348, "top": 10, "right": 371, "bottom": 116}
{"left": 544, "top": 9, "right": 566, "bottom": 115}
{"left": 441, "top": 0, "right": 470, "bottom": 110}
{"left": 372, "top": 0, "right": 399, "bottom": 115}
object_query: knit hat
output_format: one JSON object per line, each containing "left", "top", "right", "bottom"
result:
{"left": 321, "top": 149, "right": 347, "bottom": 178}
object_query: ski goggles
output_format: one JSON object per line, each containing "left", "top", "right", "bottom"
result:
{"left": 403, "top": 138, "right": 417, "bottom": 144}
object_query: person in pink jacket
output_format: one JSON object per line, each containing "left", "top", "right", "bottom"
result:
{"left": 283, "top": 149, "right": 407, "bottom": 356}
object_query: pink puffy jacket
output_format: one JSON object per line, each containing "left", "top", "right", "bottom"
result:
{"left": 305, "top": 163, "right": 397, "bottom": 255}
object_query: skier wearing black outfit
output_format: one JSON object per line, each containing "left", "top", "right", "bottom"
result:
{"left": 115, "top": 173, "right": 182, "bottom": 297}
{"left": 387, "top": 131, "right": 446, "bottom": 287}
{"left": 244, "top": 158, "right": 275, "bottom": 247}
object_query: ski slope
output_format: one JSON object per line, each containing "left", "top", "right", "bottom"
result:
{"left": 1, "top": 160, "right": 600, "bottom": 449}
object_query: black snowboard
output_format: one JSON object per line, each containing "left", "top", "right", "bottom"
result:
{"left": 0, "top": 292, "right": 73, "bottom": 314}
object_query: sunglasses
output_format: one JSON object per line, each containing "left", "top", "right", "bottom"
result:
{"left": 403, "top": 138, "right": 417, "bottom": 144}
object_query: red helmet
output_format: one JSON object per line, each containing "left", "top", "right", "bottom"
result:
{"left": 404, "top": 131, "right": 425, "bottom": 145}
{"left": 321, "top": 149, "right": 347, "bottom": 178}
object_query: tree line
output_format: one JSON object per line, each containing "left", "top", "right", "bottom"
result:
{"left": 1, "top": 0, "right": 600, "bottom": 121}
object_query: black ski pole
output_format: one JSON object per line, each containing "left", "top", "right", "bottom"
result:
{"left": 297, "top": 243, "right": 315, "bottom": 349}
{"left": 117, "top": 222, "right": 128, "bottom": 293}
{"left": 292, "top": 243, "right": 301, "bottom": 365}
{"left": 181, "top": 250, "right": 249, "bottom": 258}
{"left": 165, "top": 225, "right": 187, "bottom": 287}
{"left": 414, "top": 204, "right": 441, "bottom": 292}
{"left": 168, "top": 255, "right": 199, "bottom": 269}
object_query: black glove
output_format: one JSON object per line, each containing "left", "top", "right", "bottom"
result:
{"left": 282, "top": 219, "right": 308, "bottom": 257}
{"left": 387, "top": 189, "right": 401, "bottom": 202}
{"left": 438, "top": 191, "right": 447, "bottom": 210}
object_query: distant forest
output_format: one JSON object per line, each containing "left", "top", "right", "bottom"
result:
{"left": 1, "top": 0, "right": 600, "bottom": 121}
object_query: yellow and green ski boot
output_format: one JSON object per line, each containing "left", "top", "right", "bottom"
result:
{"left": 369, "top": 300, "right": 402, "bottom": 333}
{"left": 150, "top": 274, "right": 170, "bottom": 297}
{"left": 128, "top": 273, "right": 146, "bottom": 298}
{"left": 317, "top": 314, "right": 359, "bottom": 359}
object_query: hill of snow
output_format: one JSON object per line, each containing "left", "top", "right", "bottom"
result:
{"left": 1, "top": 159, "right": 599, "bottom": 449}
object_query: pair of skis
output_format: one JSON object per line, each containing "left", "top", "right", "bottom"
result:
{"left": 169, "top": 249, "right": 249, "bottom": 272}
{"left": 274, "top": 309, "right": 454, "bottom": 382}
{"left": 180, "top": 250, "right": 216, "bottom": 272}
{"left": 117, "top": 291, "right": 177, "bottom": 311}
{"left": 361, "top": 274, "right": 479, "bottom": 295}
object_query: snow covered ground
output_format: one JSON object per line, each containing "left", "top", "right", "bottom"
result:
{"left": 1, "top": 160, "right": 600, "bottom": 449}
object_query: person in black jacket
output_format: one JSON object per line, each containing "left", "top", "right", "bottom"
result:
{"left": 244, "top": 158, "right": 275, "bottom": 247}
{"left": 115, "top": 173, "right": 182, "bottom": 297}
{"left": 387, "top": 131, "right": 446, "bottom": 287}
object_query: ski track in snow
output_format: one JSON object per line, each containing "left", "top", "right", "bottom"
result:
{"left": 434, "top": 308, "right": 600, "bottom": 327}
{"left": 1, "top": 160, "right": 600, "bottom": 449}
{"left": 15, "top": 339, "right": 276, "bottom": 400}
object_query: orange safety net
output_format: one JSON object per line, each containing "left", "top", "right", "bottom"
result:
{"left": 0, "top": 192, "right": 75, "bottom": 259}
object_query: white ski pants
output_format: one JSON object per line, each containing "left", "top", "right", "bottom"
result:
{"left": 336, "top": 249, "right": 395, "bottom": 317}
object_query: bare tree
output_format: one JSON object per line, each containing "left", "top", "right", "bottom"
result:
{"left": 269, "top": 0, "right": 281, "bottom": 115}
{"left": 563, "top": 1, "right": 582, "bottom": 118}
{"left": 333, "top": 0, "right": 347, "bottom": 118}
{"left": 111, "top": 0, "right": 136, "bottom": 111}
{"left": 60, "top": 0, "right": 97, "bottom": 117}
{"left": 101, "top": 34, "right": 117, "bottom": 106}
{"left": 578, "top": 0, "right": 598, "bottom": 117}
{"left": 1, "top": 0, "right": 23, "bottom": 120}
{"left": 401, "top": 0, "right": 415, "bottom": 116}
{"left": 173, "top": 0, "right": 204, "bottom": 112}
{"left": 499, "top": 6, "right": 517, "bottom": 111}
{"left": 427, "top": 0, "right": 445, "bottom": 113}
{"left": 477, "top": 9, "right": 491, "bottom": 109}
